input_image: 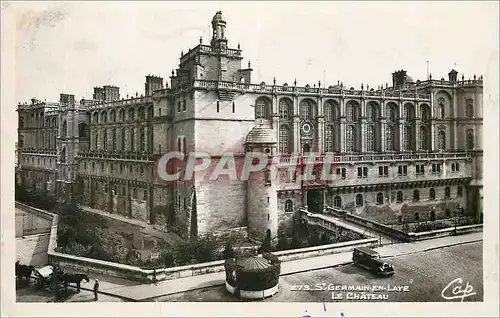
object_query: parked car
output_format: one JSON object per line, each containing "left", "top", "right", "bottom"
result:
{"left": 352, "top": 246, "right": 395, "bottom": 276}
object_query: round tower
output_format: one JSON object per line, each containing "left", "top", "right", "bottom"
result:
{"left": 245, "top": 126, "right": 279, "bottom": 243}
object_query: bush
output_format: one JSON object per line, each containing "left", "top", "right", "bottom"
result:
{"left": 224, "top": 258, "right": 237, "bottom": 287}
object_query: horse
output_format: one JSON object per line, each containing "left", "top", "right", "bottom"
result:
{"left": 60, "top": 273, "right": 90, "bottom": 293}
{"left": 15, "top": 261, "right": 35, "bottom": 285}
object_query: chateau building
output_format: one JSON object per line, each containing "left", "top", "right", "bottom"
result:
{"left": 16, "top": 11, "right": 483, "bottom": 241}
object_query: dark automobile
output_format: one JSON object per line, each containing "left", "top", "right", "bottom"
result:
{"left": 352, "top": 246, "right": 395, "bottom": 276}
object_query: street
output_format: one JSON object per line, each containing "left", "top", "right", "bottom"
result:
{"left": 16, "top": 283, "right": 125, "bottom": 303}
{"left": 155, "top": 242, "right": 483, "bottom": 302}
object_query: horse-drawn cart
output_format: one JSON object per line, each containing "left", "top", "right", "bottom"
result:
{"left": 33, "top": 265, "right": 64, "bottom": 291}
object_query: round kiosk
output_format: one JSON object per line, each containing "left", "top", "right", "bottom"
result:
{"left": 224, "top": 253, "right": 281, "bottom": 300}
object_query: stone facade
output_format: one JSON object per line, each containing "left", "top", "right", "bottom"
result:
{"left": 16, "top": 11, "right": 483, "bottom": 242}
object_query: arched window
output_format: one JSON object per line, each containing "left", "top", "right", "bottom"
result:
{"left": 128, "top": 108, "right": 135, "bottom": 121}
{"left": 444, "top": 187, "right": 450, "bottom": 199}
{"left": 457, "top": 186, "right": 463, "bottom": 197}
{"left": 324, "top": 125, "right": 334, "bottom": 152}
{"left": 333, "top": 195, "right": 342, "bottom": 208}
{"left": 60, "top": 147, "right": 66, "bottom": 163}
{"left": 376, "top": 192, "right": 384, "bottom": 205}
{"left": 396, "top": 191, "right": 403, "bottom": 203}
{"left": 93, "top": 112, "right": 98, "bottom": 123}
{"left": 366, "top": 125, "right": 375, "bottom": 152}
{"left": 130, "top": 128, "right": 135, "bottom": 151}
{"left": 404, "top": 104, "right": 413, "bottom": 121}
{"left": 279, "top": 125, "right": 290, "bottom": 153}
{"left": 300, "top": 100, "right": 314, "bottom": 120}
{"left": 120, "top": 128, "right": 125, "bottom": 151}
{"left": 119, "top": 109, "right": 125, "bottom": 121}
{"left": 429, "top": 188, "right": 435, "bottom": 200}
{"left": 112, "top": 128, "right": 117, "bottom": 150}
{"left": 355, "top": 194, "right": 364, "bottom": 207}
{"left": 324, "top": 102, "right": 334, "bottom": 122}
{"left": 110, "top": 110, "right": 116, "bottom": 122}
{"left": 78, "top": 123, "right": 89, "bottom": 139}
{"left": 346, "top": 102, "right": 358, "bottom": 122}
{"left": 139, "top": 107, "right": 146, "bottom": 120}
{"left": 465, "top": 99, "right": 474, "bottom": 118}
{"left": 346, "top": 125, "right": 356, "bottom": 152}
{"left": 255, "top": 98, "right": 271, "bottom": 119}
{"left": 386, "top": 126, "right": 394, "bottom": 151}
{"left": 101, "top": 111, "right": 107, "bottom": 123}
{"left": 140, "top": 127, "right": 146, "bottom": 151}
{"left": 413, "top": 190, "right": 420, "bottom": 202}
{"left": 419, "top": 126, "right": 427, "bottom": 150}
{"left": 182, "top": 138, "right": 187, "bottom": 155}
{"left": 466, "top": 129, "right": 474, "bottom": 150}
{"left": 279, "top": 99, "right": 292, "bottom": 120}
{"left": 285, "top": 200, "right": 293, "bottom": 213}
{"left": 414, "top": 212, "right": 420, "bottom": 221}
{"left": 62, "top": 121, "right": 67, "bottom": 138}
{"left": 437, "top": 97, "right": 445, "bottom": 119}
{"left": 94, "top": 131, "right": 99, "bottom": 150}
{"left": 438, "top": 130, "right": 446, "bottom": 150}
{"left": 420, "top": 105, "right": 430, "bottom": 121}
{"left": 103, "top": 129, "right": 108, "bottom": 150}
{"left": 403, "top": 126, "right": 410, "bottom": 151}
{"left": 386, "top": 104, "right": 396, "bottom": 122}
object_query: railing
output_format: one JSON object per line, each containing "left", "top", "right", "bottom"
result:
{"left": 277, "top": 151, "right": 471, "bottom": 165}
{"left": 188, "top": 80, "right": 432, "bottom": 100}
{"left": 77, "top": 151, "right": 153, "bottom": 162}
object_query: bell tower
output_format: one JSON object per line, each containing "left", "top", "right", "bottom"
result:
{"left": 210, "top": 11, "right": 228, "bottom": 51}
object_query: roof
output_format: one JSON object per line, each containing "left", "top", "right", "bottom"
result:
{"left": 354, "top": 246, "right": 379, "bottom": 256}
{"left": 237, "top": 256, "right": 272, "bottom": 270}
{"left": 245, "top": 125, "right": 277, "bottom": 144}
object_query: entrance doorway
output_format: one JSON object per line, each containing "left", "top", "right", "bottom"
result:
{"left": 303, "top": 144, "right": 311, "bottom": 154}
{"left": 306, "top": 190, "right": 323, "bottom": 213}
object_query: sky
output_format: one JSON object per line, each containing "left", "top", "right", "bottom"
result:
{"left": 8, "top": 1, "right": 500, "bottom": 103}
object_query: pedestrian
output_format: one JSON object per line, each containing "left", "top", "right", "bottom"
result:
{"left": 93, "top": 279, "right": 99, "bottom": 301}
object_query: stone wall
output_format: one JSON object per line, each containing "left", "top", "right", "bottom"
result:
{"left": 16, "top": 234, "right": 50, "bottom": 266}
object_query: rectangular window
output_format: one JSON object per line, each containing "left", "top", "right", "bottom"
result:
{"left": 456, "top": 163, "right": 460, "bottom": 171}
{"left": 232, "top": 102, "right": 235, "bottom": 113}
{"left": 177, "top": 101, "right": 181, "bottom": 112}
{"left": 379, "top": 166, "right": 383, "bottom": 177}
{"left": 341, "top": 168, "right": 346, "bottom": 179}
{"left": 357, "top": 167, "right": 363, "bottom": 178}
{"left": 363, "top": 167, "right": 368, "bottom": 178}
{"left": 182, "top": 100, "right": 186, "bottom": 111}
{"left": 216, "top": 101, "right": 220, "bottom": 113}
{"left": 398, "top": 166, "right": 403, "bottom": 176}
{"left": 403, "top": 166, "right": 407, "bottom": 176}
{"left": 336, "top": 168, "right": 341, "bottom": 175}
{"left": 384, "top": 166, "right": 388, "bottom": 177}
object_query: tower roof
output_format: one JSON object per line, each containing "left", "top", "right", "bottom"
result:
{"left": 237, "top": 256, "right": 272, "bottom": 270}
{"left": 212, "top": 10, "right": 224, "bottom": 22}
{"left": 246, "top": 125, "right": 277, "bottom": 144}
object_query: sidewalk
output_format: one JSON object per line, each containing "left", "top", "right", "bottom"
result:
{"left": 74, "top": 231, "right": 482, "bottom": 301}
